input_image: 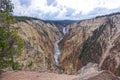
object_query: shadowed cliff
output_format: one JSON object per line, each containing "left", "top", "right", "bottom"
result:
{"left": 59, "top": 12, "right": 120, "bottom": 75}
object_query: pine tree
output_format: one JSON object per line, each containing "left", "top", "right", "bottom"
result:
{"left": 0, "top": 0, "right": 24, "bottom": 73}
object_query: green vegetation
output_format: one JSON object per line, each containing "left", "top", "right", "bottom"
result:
{"left": 12, "top": 61, "right": 21, "bottom": 70}
{"left": 0, "top": 0, "right": 15, "bottom": 26}
{"left": 0, "top": 0, "right": 24, "bottom": 73}
{"left": 28, "top": 61, "right": 33, "bottom": 69}
{"left": 14, "top": 16, "right": 40, "bottom": 23}
{"left": 116, "top": 69, "right": 120, "bottom": 76}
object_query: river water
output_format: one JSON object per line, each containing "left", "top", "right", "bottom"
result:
{"left": 54, "top": 27, "right": 67, "bottom": 66}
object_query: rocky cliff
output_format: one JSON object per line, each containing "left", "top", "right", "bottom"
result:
{"left": 11, "top": 13, "right": 120, "bottom": 77}
{"left": 59, "top": 13, "right": 120, "bottom": 75}
{"left": 14, "top": 18, "right": 62, "bottom": 71}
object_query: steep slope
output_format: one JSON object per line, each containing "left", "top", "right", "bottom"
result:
{"left": 59, "top": 13, "right": 120, "bottom": 75}
{"left": 14, "top": 19, "right": 62, "bottom": 71}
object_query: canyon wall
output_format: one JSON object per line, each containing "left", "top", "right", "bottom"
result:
{"left": 11, "top": 13, "right": 120, "bottom": 76}
{"left": 59, "top": 13, "right": 120, "bottom": 75}
{"left": 14, "top": 19, "right": 62, "bottom": 71}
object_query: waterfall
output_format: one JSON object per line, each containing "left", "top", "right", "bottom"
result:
{"left": 63, "top": 27, "right": 67, "bottom": 35}
{"left": 54, "top": 27, "right": 67, "bottom": 66}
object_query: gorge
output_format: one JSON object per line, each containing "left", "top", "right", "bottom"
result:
{"left": 16, "top": 13, "right": 120, "bottom": 74}
{"left": 3, "top": 12, "right": 120, "bottom": 80}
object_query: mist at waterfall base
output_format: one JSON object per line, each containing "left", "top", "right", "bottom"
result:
{"left": 54, "top": 27, "right": 67, "bottom": 66}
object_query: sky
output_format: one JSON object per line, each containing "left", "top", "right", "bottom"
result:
{"left": 11, "top": 0, "right": 120, "bottom": 20}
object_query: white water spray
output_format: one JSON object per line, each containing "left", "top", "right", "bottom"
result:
{"left": 63, "top": 27, "right": 67, "bottom": 35}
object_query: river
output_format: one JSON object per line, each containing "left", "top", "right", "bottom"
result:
{"left": 54, "top": 27, "right": 67, "bottom": 66}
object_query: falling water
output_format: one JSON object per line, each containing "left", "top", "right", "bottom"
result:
{"left": 63, "top": 27, "right": 67, "bottom": 35}
{"left": 54, "top": 27, "right": 67, "bottom": 66}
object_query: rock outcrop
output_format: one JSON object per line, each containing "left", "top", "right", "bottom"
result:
{"left": 73, "top": 63, "right": 120, "bottom": 80}
{"left": 74, "top": 71, "right": 120, "bottom": 80}
{"left": 87, "top": 71, "right": 120, "bottom": 80}
{"left": 59, "top": 13, "right": 120, "bottom": 75}
{"left": 14, "top": 18, "right": 62, "bottom": 71}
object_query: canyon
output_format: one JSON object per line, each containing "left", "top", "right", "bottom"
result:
{"left": 1, "top": 13, "right": 120, "bottom": 79}
{"left": 54, "top": 27, "right": 67, "bottom": 66}
{"left": 59, "top": 13, "right": 120, "bottom": 75}
{"left": 13, "top": 18, "right": 63, "bottom": 71}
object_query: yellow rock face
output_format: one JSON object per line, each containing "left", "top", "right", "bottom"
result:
{"left": 14, "top": 20, "right": 62, "bottom": 71}
{"left": 59, "top": 14, "right": 120, "bottom": 75}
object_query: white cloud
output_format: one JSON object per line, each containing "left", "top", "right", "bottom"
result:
{"left": 11, "top": 0, "right": 120, "bottom": 20}
{"left": 56, "top": 0, "right": 120, "bottom": 15}
{"left": 97, "top": 0, "right": 120, "bottom": 9}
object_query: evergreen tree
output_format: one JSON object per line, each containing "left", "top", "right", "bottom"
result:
{"left": 0, "top": 0, "right": 15, "bottom": 27}
{"left": 0, "top": 0, "right": 24, "bottom": 73}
